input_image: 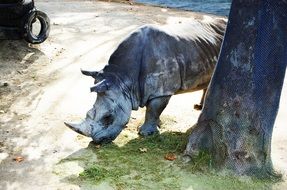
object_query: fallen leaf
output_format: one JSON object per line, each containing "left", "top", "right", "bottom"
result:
{"left": 164, "top": 153, "right": 177, "bottom": 161}
{"left": 139, "top": 147, "right": 148, "bottom": 153}
{"left": 95, "top": 145, "right": 101, "bottom": 149}
{"left": 13, "top": 156, "right": 24, "bottom": 163}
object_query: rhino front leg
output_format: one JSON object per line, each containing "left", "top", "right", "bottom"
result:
{"left": 194, "top": 88, "right": 207, "bottom": 110}
{"left": 139, "top": 96, "right": 171, "bottom": 136}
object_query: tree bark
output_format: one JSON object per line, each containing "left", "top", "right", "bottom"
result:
{"left": 185, "top": 0, "right": 287, "bottom": 176}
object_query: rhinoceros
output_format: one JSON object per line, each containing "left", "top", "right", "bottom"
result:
{"left": 65, "top": 16, "right": 227, "bottom": 144}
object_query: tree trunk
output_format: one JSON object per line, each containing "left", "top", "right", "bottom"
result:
{"left": 185, "top": 0, "right": 287, "bottom": 176}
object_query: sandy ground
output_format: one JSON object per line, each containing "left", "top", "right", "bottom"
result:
{"left": 0, "top": 0, "right": 286, "bottom": 189}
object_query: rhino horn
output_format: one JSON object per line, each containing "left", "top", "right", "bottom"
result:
{"left": 64, "top": 121, "right": 92, "bottom": 137}
{"left": 90, "top": 79, "right": 111, "bottom": 93}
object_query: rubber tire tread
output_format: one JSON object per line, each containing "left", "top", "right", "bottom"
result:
{"left": 22, "top": 10, "right": 50, "bottom": 44}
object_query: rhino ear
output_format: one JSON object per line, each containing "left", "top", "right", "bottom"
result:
{"left": 90, "top": 79, "right": 112, "bottom": 93}
{"left": 81, "top": 69, "right": 103, "bottom": 79}
{"left": 81, "top": 69, "right": 98, "bottom": 77}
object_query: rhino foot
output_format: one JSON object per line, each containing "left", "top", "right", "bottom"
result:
{"left": 138, "top": 123, "right": 159, "bottom": 136}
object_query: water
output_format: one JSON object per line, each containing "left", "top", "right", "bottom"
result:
{"left": 135, "top": 0, "right": 232, "bottom": 16}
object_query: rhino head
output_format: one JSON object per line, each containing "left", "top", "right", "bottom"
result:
{"left": 65, "top": 70, "right": 132, "bottom": 144}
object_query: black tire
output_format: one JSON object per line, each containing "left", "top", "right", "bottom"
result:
{"left": 22, "top": 10, "right": 50, "bottom": 44}
{"left": 0, "top": 0, "right": 34, "bottom": 20}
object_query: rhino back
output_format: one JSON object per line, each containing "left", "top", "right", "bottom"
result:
{"left": 139, "top": 18, "right": 226, "bottom": 107}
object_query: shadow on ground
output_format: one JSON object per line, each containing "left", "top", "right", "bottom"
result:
{"left": 57, "top": 131, "right": 274, "bottom": 190}
{"left": 0, "top": 40, "right": 45, "bottom": 75}
{"left": 0, "top": 40, "right": 47, "bottom": 111}
{"left": 0, "top": 39, "right": 51, "bottom": 189}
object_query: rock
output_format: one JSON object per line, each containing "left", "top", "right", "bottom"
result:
{"left": 3, "top": 82, "right": 9, "bottom": 87}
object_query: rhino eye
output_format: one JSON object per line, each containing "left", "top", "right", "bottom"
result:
{"left": 101, "top": 114, "right": 114, "bottom": 127}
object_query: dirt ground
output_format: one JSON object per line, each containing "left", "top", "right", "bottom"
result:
{"left": 0, "top": 0, "right": 286, "bottom": 189}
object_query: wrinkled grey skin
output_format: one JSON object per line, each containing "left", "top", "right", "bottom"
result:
{"left": 65, "top": 16, "right": 227, "bottom": 144}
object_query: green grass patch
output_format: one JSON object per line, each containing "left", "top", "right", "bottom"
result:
{"left": 79, "top": 132, "right": 189, "bottom": 189}
{"left": 73, "top": 132, "right": 273, "bottom": 189}
{"left": 58, "top": 128, "right": 278, "bottom": 190}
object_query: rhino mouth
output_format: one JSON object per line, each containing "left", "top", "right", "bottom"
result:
{"left": 91, "top": 125, "right": 123, "bottom": 144}
{"left": 92, "top": 135, "right": 117, "bottom": 145}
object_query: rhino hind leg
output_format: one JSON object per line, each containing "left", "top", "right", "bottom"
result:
{"left": 139, "top": 96, "right": 171, "bottom": 136}
{"left": 194, "top": 89, "right": 207, "bottom": 111}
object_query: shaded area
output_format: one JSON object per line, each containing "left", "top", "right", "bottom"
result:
{"left": 58, "top": 132, "right": 274, "bottom": 190}
{"left": 0, "top": 40, "right": 54, "bottom": 189}
{"left": 0, "top": 40, "right": 48, "bottom": 112}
